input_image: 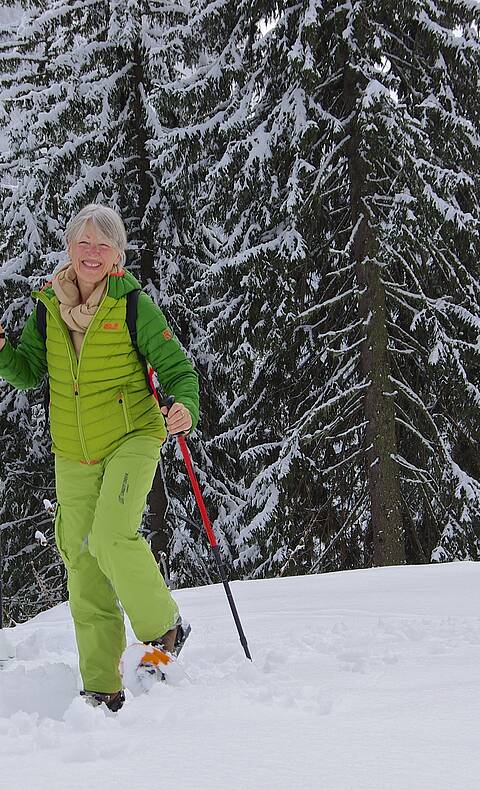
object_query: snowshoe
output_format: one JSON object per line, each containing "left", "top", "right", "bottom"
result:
{"left": 120, "top": 621, "right": 191, "bottom": 696}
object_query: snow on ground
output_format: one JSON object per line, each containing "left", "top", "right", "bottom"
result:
{"left": 1, "top": 562, "right": 480, "bottom": 790}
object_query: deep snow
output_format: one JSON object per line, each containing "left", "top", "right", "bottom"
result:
{"left": 1, "top": 562, "right": 480, "bottom": 789}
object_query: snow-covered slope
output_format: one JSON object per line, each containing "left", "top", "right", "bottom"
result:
{"left": 1, "top": 562, "right": 479, "bottom": 789}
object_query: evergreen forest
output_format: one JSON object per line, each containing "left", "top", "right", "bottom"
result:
{"left": 0, "top": 0, "right": 479, "bottom": 623}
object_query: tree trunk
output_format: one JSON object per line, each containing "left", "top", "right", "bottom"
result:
{"left": 344, "top": 63, "right": 405, "bottom": 567}
{"left": 132, "top": 38, "right": 155, "bottom": 283}
{"left": 131, "top": 34, "right": 170, "bottom": 560}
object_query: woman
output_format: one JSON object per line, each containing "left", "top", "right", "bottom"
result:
{"left": 0, "top": 204, "right": 199, "bottom": 712}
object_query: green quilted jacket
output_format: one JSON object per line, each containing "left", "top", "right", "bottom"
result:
{"left": 0, "top": 269, "right": 199, "bottom": 463}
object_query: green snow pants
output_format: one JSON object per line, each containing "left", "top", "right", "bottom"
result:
{"left": 54, "top": 435, "right": 179, "bottom": 694}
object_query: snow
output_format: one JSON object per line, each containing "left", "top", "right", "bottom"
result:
{"left": 0, "top": 562, "right": 479, "bottom": 788}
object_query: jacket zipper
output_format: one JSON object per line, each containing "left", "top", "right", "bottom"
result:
{"left": 73, "top": 289, "right": 109, "bottom": 459}
{"left": 36, "top": 289, "right": 109, "bottom": 462}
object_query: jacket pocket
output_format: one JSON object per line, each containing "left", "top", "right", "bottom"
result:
{"left": 117, "top": 390, "right": 133, "bottom": 433}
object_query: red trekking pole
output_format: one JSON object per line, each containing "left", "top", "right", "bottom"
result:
{"left": 163, "top": 396, "right": 252, "bottom": 661}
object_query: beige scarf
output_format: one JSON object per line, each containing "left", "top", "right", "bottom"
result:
{"left": 52, "top": 263, "right": 108, "bottom": 357}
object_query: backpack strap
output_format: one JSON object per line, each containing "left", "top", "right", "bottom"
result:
{"left": 126, "top": 288, "right": 140, "bottom": 349}
{"left": 36, "top": 300, "right": 47, "bottom": 342}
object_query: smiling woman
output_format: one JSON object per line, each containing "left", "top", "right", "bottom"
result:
{"left": 0, "top": 203, "right": 199, "bottom": 713}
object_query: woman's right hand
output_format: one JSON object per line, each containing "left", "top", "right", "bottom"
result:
{"left": 0, "top": 323, "right": 5, "bottom": 351}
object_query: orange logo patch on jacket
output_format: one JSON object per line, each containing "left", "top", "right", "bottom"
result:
{"left": 103, "top": 322, "right": 120, "bottom": 330}
{"left": 162, "top": 329, "right": 173, "bottom": 341}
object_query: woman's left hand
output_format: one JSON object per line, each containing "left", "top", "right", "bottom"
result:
{"left": 160, "top": 402, "right": 192, "bottom": 435}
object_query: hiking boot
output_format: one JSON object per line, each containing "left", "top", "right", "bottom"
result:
{"left": 80, "top": 689, "right": 125, "bottom": 712}
{"left": 155, "top": 625, "right": 177, "bottom": 653}
{"left": 146, "top": 618, "right": 191, "bottom": 657}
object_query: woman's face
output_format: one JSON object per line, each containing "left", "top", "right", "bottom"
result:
{"left": 68, "top": 220, "right": 121, "bottom": 286}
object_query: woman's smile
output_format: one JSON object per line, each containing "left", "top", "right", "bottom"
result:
{"left": 82, "top": 259, "right": 102, "bottom": 269}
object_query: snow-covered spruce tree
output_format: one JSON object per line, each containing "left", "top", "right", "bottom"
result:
{"left": 270, "top": 0, "right": 480, "bottom": 570}
{"left": 144, "top": 0, "right": 338, "bottom": 579}
{"left": 0, "top": 2, "right": 64, "bottom": 623}
{"left": 378, "top": 1, "right": 480, "bottom": 562}
{"left": 144, "top": 0, "right": 260, "bottom": 586}
{"left": 0, "top": 0, "right": 210, "bottom": 612}
{"left": 303, "top": 0, "right": 480, "bottom": 566}
{"left": 156, "top": 0, "right": 480, "bottom": 577}
{"left": 208, "top": 0, "right": 353, "bottom": 577}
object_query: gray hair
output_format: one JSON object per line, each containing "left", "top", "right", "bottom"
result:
{"left": 65, "top": 204, "right": 128, "bottom": 266}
